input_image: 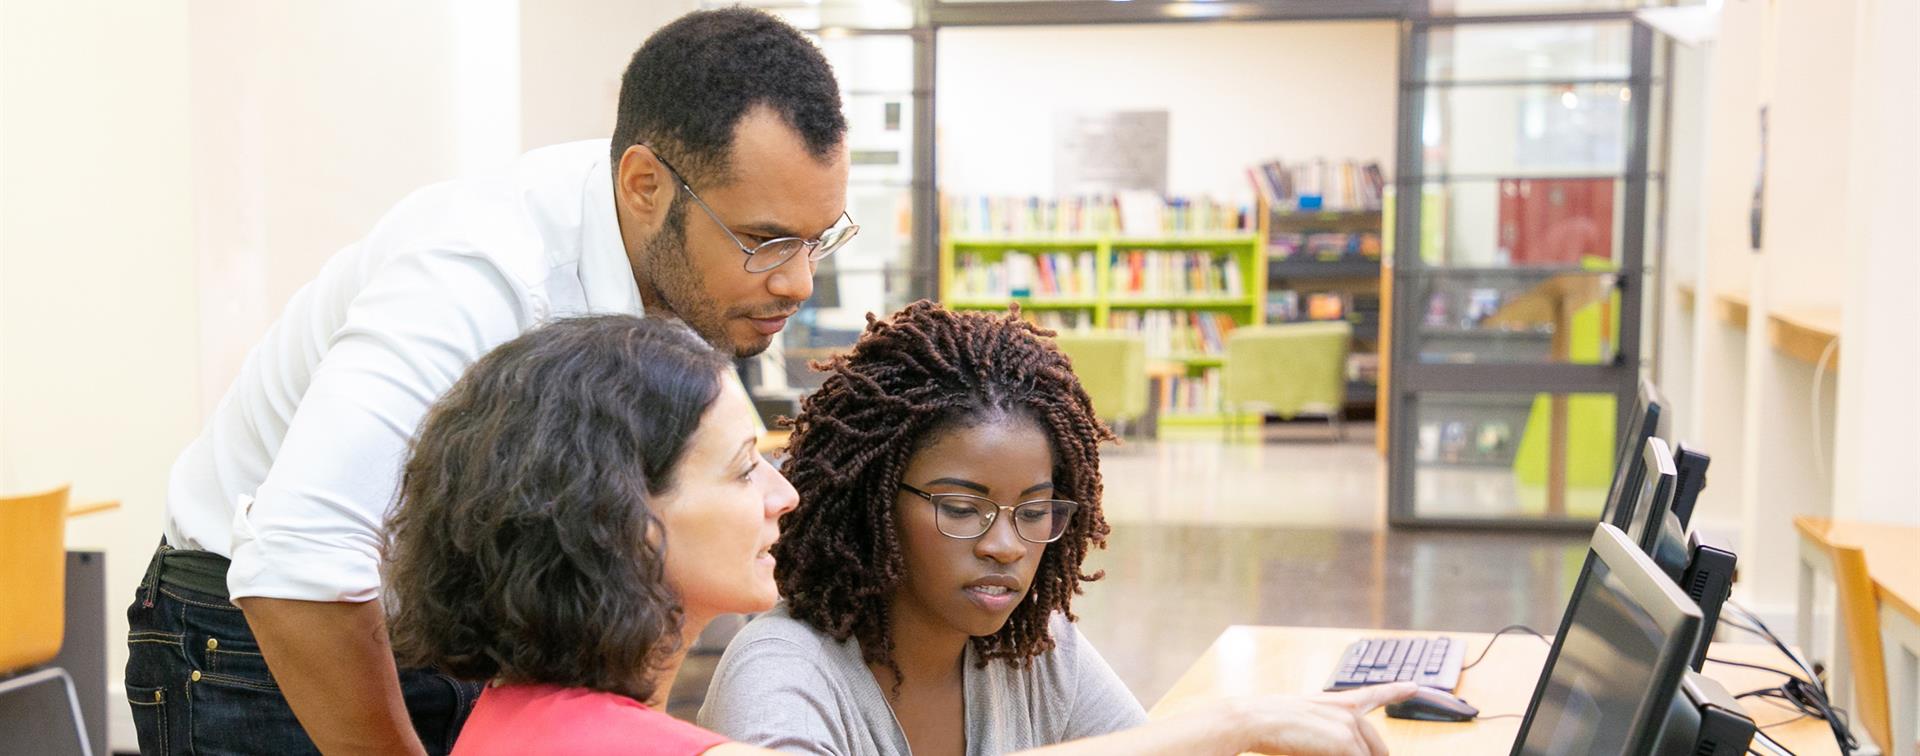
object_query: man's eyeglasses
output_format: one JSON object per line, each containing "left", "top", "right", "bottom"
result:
{"left": 650, "top": 150, "right": 859, "bottom": 274}
{"left": 899, "top": 483, "right": 1080, "bottom": 544}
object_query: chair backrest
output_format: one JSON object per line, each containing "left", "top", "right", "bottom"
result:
{"left": 1222, "top": 322, "right": 1352, "bottom": 419}
{"left": 0, "top": 485, "right": 70, "bottom": 673}
{"left": 1830, "top": 542, "right": 1893, "bottom": 752}
{"left": 1051, "top": 332, "right": 1148, "bottom": 422}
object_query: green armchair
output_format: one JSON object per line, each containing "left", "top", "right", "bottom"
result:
{"left": 1052, "top": 331, "right": 1149, "bottom": 435}
{"left": 1223, "top": 322, "right": 1352, "bottom": 440}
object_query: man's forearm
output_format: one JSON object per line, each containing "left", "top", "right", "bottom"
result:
{"left": 237, "top": 597, "right": 424, "bottom": 755}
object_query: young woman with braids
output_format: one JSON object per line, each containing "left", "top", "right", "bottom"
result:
{"left": 699, "top": 301, "right": 1414, "bottom": 756}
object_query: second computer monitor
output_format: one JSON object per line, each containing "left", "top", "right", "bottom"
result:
{"left": 1511, "top": 523, "right": 1703, "bottom": 756}
{"left": 1600, "top": 378, "right": 1666, "bottom": 532}
{"left": 1625, "top": 437, "right": 1679, "bottom": 556}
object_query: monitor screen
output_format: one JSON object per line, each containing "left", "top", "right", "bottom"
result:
{"left": 1600, "top": 383, "right": 1663, "bottom": 531}
{"left": 1514, "top": 525, "right": 1700, "bottom": 756}
{"left": 1624, "top": 437, "right": 1677, "bottom": 554}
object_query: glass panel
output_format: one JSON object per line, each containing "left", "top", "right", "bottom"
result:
{"left": 1407, "top": 270, "right": 1621, "bottom": 365}
{"left": 1410, "top": 391, "right": 1619, "bottom": 521}
{"left": 1422, "top": 82, "right": 1634, "bottom": 177}
{"left": 1425, "top": 22, "right": 1632, "bottom": 83}
{"left": 1417, "top": 177, "right": 1626, "bottom": 268}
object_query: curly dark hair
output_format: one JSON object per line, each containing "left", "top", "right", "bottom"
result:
{"left": 382, "top": 315, "right": 730, "bottom": 701}
{"left": 610, "top": 7, "right": 846, "bottom": 188}
{"left": 773, "top": 300, "right": 1116, "bottom": 689}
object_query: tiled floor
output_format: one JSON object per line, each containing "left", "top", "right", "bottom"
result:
{"left": 667, "top": 423, "right": 1588, "bottom": 720}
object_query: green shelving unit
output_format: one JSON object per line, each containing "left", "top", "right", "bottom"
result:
{"left": 941, "top": 233, "right": 1265, "bottom": 426}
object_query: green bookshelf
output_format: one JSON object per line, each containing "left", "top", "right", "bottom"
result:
{"left": 940, "top": 233, "right": 1265, "bottom": 425}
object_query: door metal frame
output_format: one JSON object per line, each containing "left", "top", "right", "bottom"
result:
{"left": 1386, "top": 15, "right": 1658, "bottom": 530}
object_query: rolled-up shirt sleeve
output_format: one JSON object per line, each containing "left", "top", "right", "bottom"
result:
{"left": 227, "top": 248, "right": 534, "bottom": 603}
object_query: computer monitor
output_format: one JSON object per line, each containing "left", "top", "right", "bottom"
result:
{"left": 1624, "top": 437, "right": 1679, "bottom": 555}
{"left": 1668, "top": 443, "right": 1711, "bottom": 530}
{"left": 1600, "top": 378, "right": 1666, "bottom": 531}
{"left": 1511, "top": 523, "right": 1704, "bottom": 756}
{"left": 1638, "top": 442, "right": 1733, "bottom": 673}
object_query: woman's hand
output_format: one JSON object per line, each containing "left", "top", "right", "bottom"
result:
{"left": 1221, "top": 682, "right": 1418, "bottom": 756}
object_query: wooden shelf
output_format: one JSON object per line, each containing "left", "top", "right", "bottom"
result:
{"left": 1713, "top": 290, "right": 1750, "bottom": 330}
{"left": 1268, "top": 257, "right": 1382, "bottom": 279}
{"left": 1768, "top": 305, "right": 1841, "bottom": 368}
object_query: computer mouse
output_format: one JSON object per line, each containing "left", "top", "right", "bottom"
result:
{"left": 1384, "top": 686, "right": 1478, "bottom": 722}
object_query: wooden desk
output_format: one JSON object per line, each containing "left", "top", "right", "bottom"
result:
{"left": 1767, "top": 306, "right": 1842, "bottom": 368}
{"left": 1152, "top": 626, "right": 1842, "bottom": 755}
{"left": 1795, "top": 516, "right": 1920, "bottom": 755}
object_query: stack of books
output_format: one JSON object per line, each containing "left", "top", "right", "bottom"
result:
{"left": 1154, "top": 369, "right": 1223, "bottom": 416}
{"left": 1246, "top": 158, "right": 1387, "bottom": 212}
{"left": 1109, "top": 250, "right": 1245, "bottom": 299}
{"left": 945, "top": 193, "right": 1254, "bottom": 238}
{"left": 949, "top": 250, "right": 1099, "bottom": 300}
{"left": 1107, "top": 310, "right": 1238, "bottom": 358}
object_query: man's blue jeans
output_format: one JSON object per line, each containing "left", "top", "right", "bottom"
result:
{"left": 124, "top": 541, "right": 481, "bottom": 755}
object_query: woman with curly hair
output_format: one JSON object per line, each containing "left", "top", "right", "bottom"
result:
{"left": 699, "top": 301, "right": 1412, "bottom": 756}
{"left": 382, "top": 315, "right": 796, "bottom": 755}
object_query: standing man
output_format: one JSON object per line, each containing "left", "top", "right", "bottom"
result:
{"left": 123, "top": 8, "right": 852, "bottom": 754}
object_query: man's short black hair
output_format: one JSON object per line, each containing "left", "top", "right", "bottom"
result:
{"left": 611, "top": 7, "right": 846, "bottom": 187}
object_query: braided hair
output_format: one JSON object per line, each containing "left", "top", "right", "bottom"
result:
{"left": 773, "top": 300, "right": 1115, "bottom": 689}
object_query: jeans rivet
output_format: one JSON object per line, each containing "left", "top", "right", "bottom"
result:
{"left": 190, "top": 670, "right": 201, "bottom": 683}
{"left": 206, "top": 638, "right": 218, "bottom": 651}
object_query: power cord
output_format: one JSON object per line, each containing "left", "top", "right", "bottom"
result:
{"left": 1460, "top": 624, "right": 1549, "bottom": 671}
{"left": 1720, "top": 601, "right": 1856, "bottom": 755}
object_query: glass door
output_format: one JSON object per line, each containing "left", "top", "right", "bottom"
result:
{"left": 1387, "top": 16, "right": 1662, "bottom": 527}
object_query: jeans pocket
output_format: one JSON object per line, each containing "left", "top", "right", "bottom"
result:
{"left": 125, "top": 683, "right": 170, "bottom": 755}
{"left": 187, "top": 679, "right": 321, "bottom": 756}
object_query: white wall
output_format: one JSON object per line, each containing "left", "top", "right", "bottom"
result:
{"left": 0, "top": 2, "right": 198, "bottom": 751}
{"left": 1664, "top": 0, "right": 1920, "bottom": 627}
{"left": 191, "top": 1, "right": 521, "bottom": 409}
{"left": 519, "top": 0, "right": 699, "bottom": 150}
{"left": 935, "top": 21, "right": 1399, "bottom": 199}
{"left": 1830, "top": 0, "right": 1920, "bottom": 526}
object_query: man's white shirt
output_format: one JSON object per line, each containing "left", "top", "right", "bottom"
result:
{"left": 165, "top": 139, "right": 644, "bottom": 603}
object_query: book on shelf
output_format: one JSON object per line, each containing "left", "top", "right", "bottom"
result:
{"left": 1109, "top": 249, "right": 1244, "bottom": 299}
{"left": 1023, "top": 310, "right": 1093, "bottom": 334}
{"left": 1153, "top": 368, "right": 1223, "bottom": 416}
{"left": 950, "top": 250, "right": 1098, "bottom": 300}
{"left": 945, "top": 193, "right": 1254, "bottom": 238}
{"left": 1268, "top": 290, "right": 1300, "bottom": 322}
{"left": 1306, "top": 292, "right": 1346, "bottom": 321}
{"left": 1268, "top": 231, "right": 1383, "bottom": 261}
{"left": 1107, "top": 310, "right": 1238, "bottom": 358}
{"left": 1245, "top": 158, "right": 1387, "bottom": 212}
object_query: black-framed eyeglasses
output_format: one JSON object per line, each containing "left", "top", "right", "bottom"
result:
{"left": 898, "top": 483, "right": 1080, "bottom": 544}
{"left": 650, "top": 150, "right": 859, "bottom": 274}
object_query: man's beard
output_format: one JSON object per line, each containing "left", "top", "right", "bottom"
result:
{"left": 640, "top": 212, "right": 793, "bottom": 358}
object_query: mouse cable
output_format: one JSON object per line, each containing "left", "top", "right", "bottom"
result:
{"left": 1460, "top": 624, "right": 1548, "bottom": 671}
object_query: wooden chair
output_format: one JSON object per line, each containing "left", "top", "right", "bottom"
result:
{"left": 0, "top": 484, "right": 118, "bottom": 755}
{"left": 1831, "top": 542, "right": 1893, "bottom": 753}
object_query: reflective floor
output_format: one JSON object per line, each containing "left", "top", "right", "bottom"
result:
{"left": 668, "top": 423, "right": 1587, "bottom": 719}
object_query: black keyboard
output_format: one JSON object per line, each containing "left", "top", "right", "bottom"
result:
{"left": 1322, "top": 636, "right": 1465, "bottom": 692}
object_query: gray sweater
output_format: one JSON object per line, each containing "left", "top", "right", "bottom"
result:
{"left": 698, "top": 603, "right": 1147, "bottom": 755}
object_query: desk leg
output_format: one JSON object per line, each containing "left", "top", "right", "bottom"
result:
{"left": 1798, "top": 555, "right": 1816, "bottom": 653}
{"left": 1883, "top": 611, "right": 1920, "bottom": 756}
